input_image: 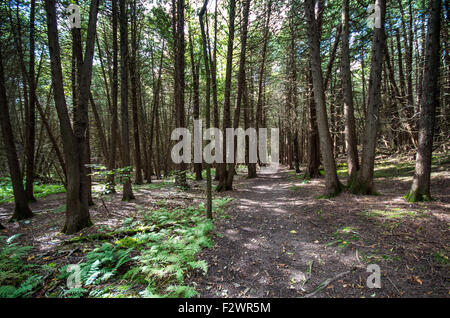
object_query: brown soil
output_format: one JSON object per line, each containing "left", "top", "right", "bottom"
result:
{"left": 190, "top": 167, "right": 449, "bottom": 298}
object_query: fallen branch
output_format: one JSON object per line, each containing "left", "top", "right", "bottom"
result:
{"left": 302, "top": 270, "right": 351, "bottom": 298}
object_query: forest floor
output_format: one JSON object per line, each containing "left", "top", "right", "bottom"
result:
{"left": 0, "top": 153, "right": 449, "bottom": 298}
{"left": 189, "top": 154, "right": 450, "bottom": 298}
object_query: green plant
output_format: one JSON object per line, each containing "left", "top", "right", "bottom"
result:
{"left": 58, "top": 243, "right": 133, "bottom": 295}
{"left": 0, "top": 234, "right": 42, "bottom": 298}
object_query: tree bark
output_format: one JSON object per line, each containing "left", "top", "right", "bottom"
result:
{"left": 199, "top": 0, "right": 213, "bottom": 218}
{"left": 189, "top": 28, "right": 202, "bottom": 181}
{"left": 226, "top": 0, "right": 251, "bottom": 190}
{"left": 0, "top": 45, "right": 33, "bottom": 221}
{"left": 107, "top": 0, "right": 120, "bottom": 193}
{"left": 305, "top": 0, "right": 342, "bottom": 196}
{"left": 45, "top": 0, "right": 98, "bottom": 234}
{"left": 350, "top": 0, "right": 386, "bottom": 195}
{"left": 173, "top": 0, "right": 188, "bottom": 189}
{"left": 216, "top": 0, "right": 236, "bottom": 192}
{"left": 406, "top": 0, "right": 441, "bottom": 202}
{"left": 25, "top": 0, "right": 37, "bottom": 202}
{"left": 341, "top": 0, "right": 359, "bottom": 183}
{"left": 120, "top": 0, "right": 135, "bottom": 201}
{"left": 130, "top": 0, "right": 143, "bottom": 185}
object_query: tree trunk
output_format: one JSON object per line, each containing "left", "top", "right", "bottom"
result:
{"left": 341, "top": 0, "right": 359, "bottom": 183}
{"left": 305, "top": 0, "right": 342, "bottom": 197}
{"left": 255, "top": 0, "right": 272, "bottom": 168}
{"left": 199, "top": 0, "right": 213, "bottom": 218}
{"left": 350, "top": 0, "right": 386, "bottom": 195}
{"left": 0, "top": 45, "right": 33, "bottom": 221}
{"left": 45, "top": 0, "right": 98, "bottom": 234}
{"left": 130, "top": 0, "right": 143, "bottom": 185}
{"left": 406, "top": 0, "right": 441, "bottom": 202}
{"left": 107, "top": 0, "right": 120, "bottom": 193}
{"left": 189, "top": 28, "right": 202, "bottom": 181}
{"left": 25, "top": 0, "right": 37, "bottom": 202}
{"left": 305, "top": 69, "right": 321, "bottom": 179}
{"left": 216, "top": 0, "right": 236, "bottom": 192}
{"left": 173, "top": 0, "right": 188, "bottom": 189}
{"left": 226, "top": 0, "right": 251, "bottom": 190}
{"left": 120, "top": 0, "right": 135, "bottom": 201}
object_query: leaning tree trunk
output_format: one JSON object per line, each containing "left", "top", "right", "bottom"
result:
{"left": 406, "top": 0, "right": 441, "bottom": 202}
{"left": 0, "top": 45, "right": 33, "bottom": 221}
{"left": 120, "top": 0, "right": 135, "bottom": 201}
{"left": 305, "top": 0, "right": 342, "bottom": 197}
{"left": 350, "top": 0, "right": 386, "bottom": 195}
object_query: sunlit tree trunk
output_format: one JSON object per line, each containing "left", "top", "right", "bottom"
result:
{"left": 305, "top": 0, "right": 342, "bottom": 196}
{"left": 350, "top": 0, "right": 386, "bottom": 195}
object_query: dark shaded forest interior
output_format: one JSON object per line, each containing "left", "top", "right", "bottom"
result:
{"left": 0, "top": 0, "right": 448, "bottom": 298}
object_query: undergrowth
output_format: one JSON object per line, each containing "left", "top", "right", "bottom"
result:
{"left": 0, "top": 235, "right": 42, "bottom": 297}
{"left": 54, "top": 198, "right": 232, "bottom": 298}
{"left": 0, "top": 177, "right": 65, "bottom": 203}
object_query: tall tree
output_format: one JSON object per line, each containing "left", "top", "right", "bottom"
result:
{"left": 25, "top": 0, "right": 37, "bottom": 202}
{"left": 406, "top": 0, "right": 442, "bottom": 202}
{"left": 45, "top": 0, "right": 99, "bottom": 234}
{"left": 216, "top": 0, "right": 236, "bottom": 192}
{"left": 0, "top": 44, "right": 33, "bottom": 221}
{"left": 226, "top": 0, "right": 251, "bottom": 190}
{"left": 189, "top": 25, "right": 202, "bottom": 181}
{"left": 107, "top": 0, "right": 120, "bottom": 193}
{"left": 341, "top": 0, "right": 359, "bottom": 183}
{"left": 130, "top": 0, "right": 143, "bottom": 185}
{"left": 255, "top": 0, "right": 273, "bottom": 167}
{"left": 199, "top": 0, "right": 212, "bottom": 219}
{"left": 350, "top": 0, "right": 386, "bottom": 195}
{"left": 119, "top": 0, "right": 135, "bottom": 201}
{"left": 173, "top": 0, "right": 189, "bottom": 189}
{"left": 305, "top": 0, "right": 342, "bottom": 196}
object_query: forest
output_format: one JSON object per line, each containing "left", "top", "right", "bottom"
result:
{"left": 0, "top": 0, "right": 448, "bottom": 299}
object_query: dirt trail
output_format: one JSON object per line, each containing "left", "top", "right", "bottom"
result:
{"left": 191, "top": 167, "right": 449, "bottom": 298}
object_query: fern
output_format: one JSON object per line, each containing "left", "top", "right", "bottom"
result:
{"left": 0, "top": 235, "right": 42, "bottom": 298}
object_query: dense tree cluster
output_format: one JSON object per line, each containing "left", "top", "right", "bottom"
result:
{"left": 0, "top": 0, "right": 447, "bottom": 232}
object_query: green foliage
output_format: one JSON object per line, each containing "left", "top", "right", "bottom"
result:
{"left": 56, "top": 204, "right": 215, "bottom": 298}
{"left": 58, "top": 243, "right": 133, "bottom": 291}
{"left": 0, "top": 177, "right": 65, "bottom": 203}
{"left": 87, "top": 165, "right": 133, "bottom": 193}
{"left": 124, "top": 205, "right": 213, "bottom": 297}
{"left": 186, "top": 168, "right": 216, "bottom": 180}
{"left": 0, "top": 235, "right": 42, "bottom": 298}
{"left": 433, "top": 251, "right": 449, "bottom": 265}
{"left": 212, "top": 196, "right": 233, "bottom": 215}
